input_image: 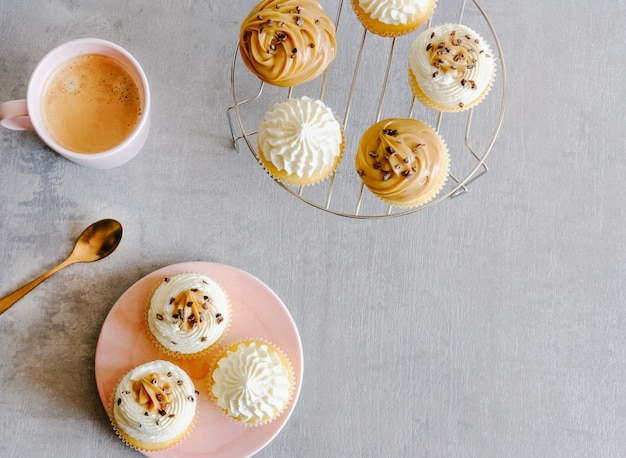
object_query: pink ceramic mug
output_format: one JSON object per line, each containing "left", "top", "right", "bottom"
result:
{"left": 0, "top": 38, "right": 150, "bottom": 169}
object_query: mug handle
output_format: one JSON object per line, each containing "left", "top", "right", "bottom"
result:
{"left": 0, "top": 100, "right": 34, "bottom": 130}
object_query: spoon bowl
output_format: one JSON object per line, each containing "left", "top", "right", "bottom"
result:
{"left": 0, "top": 218, "right": 123, "bottom": 315}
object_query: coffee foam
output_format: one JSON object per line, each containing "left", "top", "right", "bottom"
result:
{"left": 41, "top": 53, "right": 142, "bottom": 154}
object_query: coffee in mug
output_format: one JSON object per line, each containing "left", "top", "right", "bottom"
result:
{"left": 0, "top": 38, "right": 150, "bottom": 169}
{"left": 42, "top": 53, "right": 143, "bottom": 154}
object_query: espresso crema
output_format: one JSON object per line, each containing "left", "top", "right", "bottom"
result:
{"left": 41, "top": 53, "right": 142, "bottom": 154}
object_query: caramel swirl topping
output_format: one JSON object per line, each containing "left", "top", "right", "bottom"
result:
{"left": 364, "top": 127, "right": 423, "bottom": 182}
{"left": 132, "top": 373, "right": 172, "bottom": 414}
{"left": 426, "top": 30, "right": 482, "bottom": 86}
{"left": 239, "top": 0, "right": 337, "bottom": 87}
{"left": 167, "top": 289, "right": 211, "bottom": 331}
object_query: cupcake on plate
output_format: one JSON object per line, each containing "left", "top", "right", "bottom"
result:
{"left": 351, "top": 0, "right": 437, "bottom": 37}
{"left": 408, "top": 23, "right": 496, "bottom": 111}
{"left": 111, "top": 360, "right": 198, "bottom": 452}
{"left": 355, "top": 118, "right": 449, "bottom": 207}
{"left": 209, "top": 340, "right": 295, "bottom": 426}
{"left": 239, "top": 0, "right": 337, "bottom": 87}
{"left": 257, "top": 96, "right": 344, "bottom": 186}
{"left": 147, "top": 273, "right": 230, "bottom": 359}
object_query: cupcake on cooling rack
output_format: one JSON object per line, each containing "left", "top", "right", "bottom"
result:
{"left": 239, "top": 0, "right": 337, "bottom": 87}
{"left": 257, "top": 96, "right": 344, "bottom": 186}
{"left": 209, "top": 340, "right": 295, "bottom": 426}
{"left": 355, "top": 117, "right": 449, "bottom": 207}
{"left": 147, "top": 273, "right": 230, "bottom": 359}
{"left": 111, "top": 360, "right": 198, "bottom": 452}
{"left": 408, "top": 23, "right": 496, "bottom": 111}
{"left": 351, "top": 0, "right": 437, "bottom": 37}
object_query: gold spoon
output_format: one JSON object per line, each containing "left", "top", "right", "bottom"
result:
{"left": 0, "top": 218, "right": 123, "bottom": 315}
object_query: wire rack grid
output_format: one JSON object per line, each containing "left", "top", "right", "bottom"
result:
{"left": 228, "top": 0, "right": 507, "bottom": 219}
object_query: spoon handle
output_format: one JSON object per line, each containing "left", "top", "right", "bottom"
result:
{"left": 0, "top": 260, "right": 73, "bottom": 315}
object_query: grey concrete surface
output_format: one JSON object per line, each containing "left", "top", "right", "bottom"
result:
{"left": 0, "top": 1, "right": 624, "bottom": 457}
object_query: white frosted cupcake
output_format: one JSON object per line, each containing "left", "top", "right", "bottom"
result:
{"left": 111, "top": 360, "right": 198, "bottom": 452}
{"left": 209, "top": 340, "right": 295, "bottom": 426}
{"left": 351, "top": 0, "right": 437, "bottom": 37}
{"left": 408, "top": 23, "right": 496, "bottom": 111}
{"left": 257, "top": 96, "right": 344, "bottom": 186}
{"left": 147, "top": 273, "right": 231, "bottom": 359}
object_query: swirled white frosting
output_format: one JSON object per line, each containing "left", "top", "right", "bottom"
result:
{"left": 357, "top": 0, "right": 431, "bottom": 25}
{"left": 211, "top": 341, "right": 292, "bottom": 423}
{"left": 112, "top": 360, "right": 197, "bottom": 446}
{"left": 409, "top": 23, "right": 495, "bottom": 109}
{"left": 148, "top": 273, "right": 229, "bottom": 355}
{"left": 258, "top": 96, "right": 342, "bottom": 178}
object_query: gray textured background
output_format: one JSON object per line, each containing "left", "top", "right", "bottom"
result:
{"left": 1, "top": 0, "right": 624, "bottom": 457}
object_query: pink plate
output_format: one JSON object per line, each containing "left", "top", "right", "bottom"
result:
{"left": 95, "top": 262, "right": 303, "bottom": 457}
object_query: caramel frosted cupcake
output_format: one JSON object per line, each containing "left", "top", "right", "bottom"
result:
{"left": 209, "top": 340, "right": 295, "bottom": 426}
{"left": 111, "top": 360, "right": 198, "bottom": 452}
{"left": 147, "top": 273, "right": 230, "bottom": 359}
{"left": 355, "top": 118, "right": 449, "bottom": 207}
{"left": 351, "top": 0, "right": 437, "bottom": 37}
{"left": 239, "top": 0, "right": 337, "bottom": 87}
{"left": 257, "top": 96, "right": 344, "bottom": 186}
{"left": 408, "top": 23, "right": 496, "bottom": 111}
